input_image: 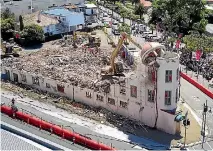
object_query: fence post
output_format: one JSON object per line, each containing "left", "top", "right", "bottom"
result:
{"left": 39, "top": 117, "right": 42, "bottom": 130}
{"left": 12, "top": 111, "right": 15, "bottom": 118}
{"left": 72, "top": 136, "right": 75, "bottom": 144}
{"left": 50, "top": 122, "right": 53, "bottom": 135}
{"left": 62, "top": 125, "right": 64, "bottom": 139}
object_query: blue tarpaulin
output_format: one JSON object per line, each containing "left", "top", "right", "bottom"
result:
{"left": 1, "top": 74, "right": 8, "bottom": 80}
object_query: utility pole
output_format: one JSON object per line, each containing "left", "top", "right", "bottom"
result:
{"left": 31, "top": 0, "right": 33, "bottom": 14}
{"left": 183, "top": 111, "right": 188, "bottom": 148}
{"left": 201, "top": 100, "right": 208, "bottom": 148}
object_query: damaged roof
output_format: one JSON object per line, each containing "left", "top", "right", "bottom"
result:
{"left": 23, "top": 11, "right": 59, "bottom": 27}
{"left": 43, "top": 8, "right": 75, "bottom": 17}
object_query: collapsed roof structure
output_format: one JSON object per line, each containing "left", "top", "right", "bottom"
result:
{"left": 1, "top": 36, "right": 133, "bottom": 93}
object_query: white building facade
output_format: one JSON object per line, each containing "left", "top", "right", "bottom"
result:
{"left": 84, "top": 4, "right": 98, "bottom": 23}
{"left": 40, "top": 8, "right": 85, "bottom": 36}
{"left": 1, "top": 42, "right": 180, "bottom": 135}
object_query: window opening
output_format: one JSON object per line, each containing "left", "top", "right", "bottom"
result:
{"left": 108, "top": 98, "right": 115, "bottom": 105}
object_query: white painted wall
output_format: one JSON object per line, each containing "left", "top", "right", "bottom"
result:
{"left": 156, "top": 53, "right": 180, "bottom": 110}
{"left": 85, "top": 8, "right": 97, "bottom": 15}
{"left": 43, "top": 23, "right": 64, "bottom": 35}
{"left": 157, "top": 110, "right": 176, "bottom": 134}
{"left": 1, "top": 52, "right": 179, "bottom": 135}
{"left": 155, "top": 52, "right": 180, "bottom": 134}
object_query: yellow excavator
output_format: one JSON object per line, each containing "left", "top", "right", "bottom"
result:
{"left": 1, "top": 39, "right": 21, "bottom": 59}
{"left": 101, "top": 32, "right": 142, "bottom": 75}
{"left": 73, "top": 31, "right": 101, "bottom": 48}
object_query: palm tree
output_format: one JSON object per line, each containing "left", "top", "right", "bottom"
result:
{"left": 135, "top": 3, "right": 145, "bottom": 20}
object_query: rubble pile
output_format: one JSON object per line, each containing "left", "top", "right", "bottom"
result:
{"left": 51, "top": 35, "right": 87, "bottom": 47}
{"left": 1, "top": 44, "right": 131, "bottom": 92}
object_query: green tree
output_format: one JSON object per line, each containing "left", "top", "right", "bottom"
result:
{"left": 1, "top": 18, "right": 14, "bottom": 32}
{"left": 120, "top": 12, "right": 128, "bottom": 23}
{"left": 135, "top": 3, "right": 145, "bottom": 20}
{"left": 132, "top": 0, "right": 140, "bottom": 6}
{"left": 118, "top": 23, "right": 131, "bottom": 34}
{"left": 1, "top": 8, "right": 15, "bottom": 19}
{"left": 20, "top": 24, "right": 44, "bottom": 45}
{"left": 150, "top": 0, "right": 208, "bottom": 35}
{"left": 109, "top": 0, "right": 118, "bottom": 4}
{"left": 19, "top": 15, "right": 24, "bottom": 31}
{"left": 183, "top": 33, "right": 213, "bottom": 53}
{"left": 1, "top": 8, "right": 15, "bottom": 40}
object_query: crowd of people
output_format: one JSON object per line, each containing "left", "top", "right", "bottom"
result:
{"left": 180, "top": 51, "right": 213, "bottom": 81}
{"left": 131, "top": 24, "right": 213, "bottom": 82}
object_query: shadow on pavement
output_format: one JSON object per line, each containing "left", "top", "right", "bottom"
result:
{"left": 95, "top": 107, "right": 182, "bottom": 150}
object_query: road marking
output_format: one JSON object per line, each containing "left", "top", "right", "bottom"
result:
{"left": 192, "top": 146, "right": 196, "bottom": 150}
{"left": 192, "top": 96, "right": 200, "bottom": 102}
{"left": 183, "top": 103, "right": 203, "bottom": 126}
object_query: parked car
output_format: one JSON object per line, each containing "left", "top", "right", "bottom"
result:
{"left": 112, "top": 26, "right": 120, "bottom": 35}
{"left": 112, "top": 21, "right": 118, "bottom": 26}
{"left": 119, "top": 18, "right": 123, "bottom": 23}
{"left": 103, "top": 13, "right": 108, "bottom": 17}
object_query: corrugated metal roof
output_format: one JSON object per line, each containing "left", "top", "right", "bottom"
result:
{"left": 43, "top": 8, "right": 74, "bottom": 16}
{"left": 66, "top": 12, "right": 85, "bottom": 26}
{"left": 23, "top": 11, "right": 59, "bottom": 27}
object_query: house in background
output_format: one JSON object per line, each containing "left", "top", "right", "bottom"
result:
{"left": 42, "top": 8, "right": 85, "bottom": 34}
{"left": 60, "top": 3, "right": 98, "bottom": 24}
{"left": 84, "top": 3, "right": 98, "bottom": 24}
{"left": 23, "top": 11, "right": 60, "bottom": 36}
{"left": 23, "top": 8, "right": 85, "bottom": 37}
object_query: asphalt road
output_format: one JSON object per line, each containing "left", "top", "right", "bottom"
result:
{"left": 1, "top": 128, "right": 41, "bottom": 150}
{"left": 1, "top": 95, "right": 152, "bottom": 150}
{"left": 180, "top": 78, "right": 213, "bottom": 150}
{"left": 1, "top": 114, "right": 89, "bottom": 150}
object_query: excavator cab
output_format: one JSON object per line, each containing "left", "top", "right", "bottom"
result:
{"left": 87, "top": 35, "right": 101, "bottom": 47}
{"left": 101, "top": 33, "right": 128, "bottom": 75}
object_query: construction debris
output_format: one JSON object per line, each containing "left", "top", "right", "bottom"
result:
{"left": 1, "top": 31, "right": 132, "bottom": 93}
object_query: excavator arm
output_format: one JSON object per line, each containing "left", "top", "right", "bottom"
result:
{"left": 102, "top": 32, "right": 166, "bottom": 75}
{"left": 110, "top": 33, "right": 127, "bottom": 74}
{"left": 109, "top": 32, "right": 145, "bottom": 74}
{"left": 102, "top": 32, "right": 145, "bottom": 75}
{"left": 126, "top": 35, "right": 143, "bottom": 50}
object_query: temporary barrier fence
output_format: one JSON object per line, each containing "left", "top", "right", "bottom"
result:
{"left": 180, "top": 72, "right": 213, "bottom": 99}
{"left": 0, "top": 105, "right": 116, "bottom": 150}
